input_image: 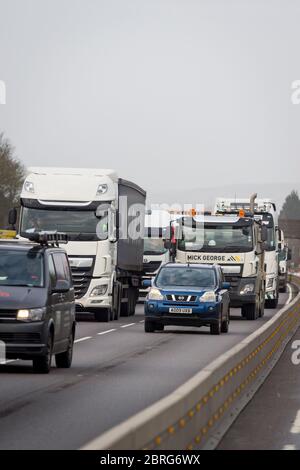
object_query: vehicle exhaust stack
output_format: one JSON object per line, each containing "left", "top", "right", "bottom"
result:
{"left": 250, "top": 193, "right": 257, "bottom": 215}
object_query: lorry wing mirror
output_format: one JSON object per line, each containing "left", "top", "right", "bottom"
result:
{"left": 8, "top": 208, "right": 17, "bottom": 227}
{"left": 164, "top": 240, "right": 172, "bottom": 250}
{"left": 288, "top": 248, "right": 292, "bottom": 261}
{"left": 261, "top": 225, "right": 268, "bottom": 242}
{"left": 222, "top": 282, "right": 231, "bottom": 290}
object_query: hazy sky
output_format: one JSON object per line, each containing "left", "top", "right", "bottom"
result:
{"left": 0, "top": 0, "right": 300, "bottom": 199}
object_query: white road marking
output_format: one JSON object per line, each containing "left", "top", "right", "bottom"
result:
{"left": 290, "top": 410, "right": 300, "bottom": 434}
{"left": 283, "top": 444, "right": 296, "bottom": 450}
{"left": 97, "top": 329, "right": 116, "bottom": 336}
{"left": 285, "top": 283, "right": 293, "bottom": 305}
{"left": 139, "top": 320, "right": 145, "bottom": 323}
{"left": 74, "top": 336, "right": 92, "bottom": 343}
{"left": 121, "top": 323, "right": 136, "bottom": 328}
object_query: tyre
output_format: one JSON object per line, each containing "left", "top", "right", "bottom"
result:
{"left": 210, "top": 320, "right": 221, "bottom": 335}
{"left": 156, "top": 323, "right": 164, "bottom": 331}
{"left": 33, "top": 333, "right": 53, "bottom": 374}
{"left": 241, "top": 303, "right": 258, "bottom": 320}
{"left": 265, "top": 296, "right": 279, "bottom": 309}
{"left": 221, "top": 314, "right": 229, "bottom": 333}
{"left": 279, "top": 284, "right": 287, "bottom": 294}
{"left": 55, "top": 331, "right": 74, "bottom": 369}
{"left": 145, "top": 320, "right": 156, "bottom": 332}
{"left": 94, "top": 309, "right": 110, "bottom": 322}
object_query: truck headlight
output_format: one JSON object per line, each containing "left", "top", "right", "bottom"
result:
{"left": 24, "top": 181, "right": 35, "bottom": 193}
{"left": 96, "top": 184, "right": 108, "bottom": 195}
{"left": 200, "top": 291, "right": 216, "bottom": 303}
{"left": 17, "top": 308, "right": 46, "bottom": 322}
{"left": 240, "top": 283, "right": 255, "bottom": 295}
{"left": 90, "top": 285, "right": 108, "bottom": 297}
{"left": 147, "top": 288, "right": 164, "bottom": 300}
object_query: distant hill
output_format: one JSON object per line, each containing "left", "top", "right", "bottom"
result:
{"left": 147, "top": 182, "right": 300, "bottom": 213}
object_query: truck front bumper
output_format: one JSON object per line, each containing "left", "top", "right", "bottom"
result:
{"left": 75, "top": 277, "right": 111, "bottom": 312}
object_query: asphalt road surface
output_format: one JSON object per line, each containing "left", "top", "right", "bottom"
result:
{"left": 0, "top": 291, "right": 291, "bottom": 449}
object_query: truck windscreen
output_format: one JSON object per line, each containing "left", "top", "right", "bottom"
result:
{"left": 144, "top": 238, "right": 168, "bottom": 255}
{"left": 21, "top": 207, "right": 107, "bottom": 241}
{"left": 0, "top": 250, "right": 44, "bottom": 287}
{"left": 178, "top": 224, "right": 253, "bottom": 252}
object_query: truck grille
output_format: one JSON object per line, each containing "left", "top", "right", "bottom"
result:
{"left": 0, "top": 333, "right": 41, "bottom": 344}
{"left": 224, "top": 275, "right": 240, "bottom": 288}
{"left": 143, "top": 261, "right": 162, "bottom": 274}
{"left": 70, "top": 265, "right": 93, "bottom": 299}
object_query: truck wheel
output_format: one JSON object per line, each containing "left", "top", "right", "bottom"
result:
{"left": 33, "top": 334, "right": 53, "bottom": 374}
{"left": 265, "top": 296, "right": 279, "bottom": 309}
{"left": 111, "top": 282, "right": 121, "bottom": 321}
{"left": 279, "top": 284, "right": 287, "bottom": 294}
{"left": 55, "top": 331, "right": 74, "bottom": 368}
{"left": 241, "top": 303, "right": 258, "bottom": 320}
{"left": 94, "top": 309, "right": 110, "bottom": 322}
{"left": 210, "top": 319, "right": 221, "bottom": 335}
{"left": 129, "top": 288, "right": 137, "bottom": 316}
{"left": 145, "top": 320, "right": 156, "bottom": 332}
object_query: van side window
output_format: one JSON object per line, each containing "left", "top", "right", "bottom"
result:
{"left": 48, "top": 255, "right": 57, "bottom": 289}
{"left": 53, "top": 253, "right": 71, "bottom": 283}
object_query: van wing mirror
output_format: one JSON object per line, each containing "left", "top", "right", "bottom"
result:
{"left": 53, "top": 280, "right": 70, "bottom": 293}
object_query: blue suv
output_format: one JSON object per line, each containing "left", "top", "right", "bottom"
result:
{"left": 144, "top": 263, "right": 230, "bottom": 335}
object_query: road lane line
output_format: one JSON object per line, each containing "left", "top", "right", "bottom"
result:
{"left": 290, "top": 409, "right": 300, "bottom": 434}
{"left": 283, "top": 444, "right": 296, "bottom": 450}
{"left": 285, "top": 284, "right": 293, "bottom": 305}
{"left": 121, "top": 323, "right": 136, "bottom": 328}
{"left": 97, "top": 329, "right": 116, "bottom": 336}
{"left": 139, "top": 320, "right": 145, "bottom": 323}
{"left": 74, "top": 336, "right": 92, "bottom": 343}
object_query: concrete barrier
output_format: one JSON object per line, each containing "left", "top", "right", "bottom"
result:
{"left": 83, "top": 276, "right": 300, "bottom": 450}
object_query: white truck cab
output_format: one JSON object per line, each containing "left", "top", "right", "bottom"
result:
{"left": 17, "top": 167, "right": 146, "bottom": 321}
{"left": 215, "top": 197, "right": 279, "bottom": 308}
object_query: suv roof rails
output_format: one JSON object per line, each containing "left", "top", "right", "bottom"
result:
{"left": 24, "top": 231, "right": 68, "bottom": 247}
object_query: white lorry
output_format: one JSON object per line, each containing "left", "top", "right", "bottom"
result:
{"left": 278, "top": 229, "right": 289, "bottom": 293}
{"left": 13, "top": 167, "right": 146, "bottom": 322}
{"left": 215, "top": 198, "right": 279, "bottom": 308}
{"left": 171, "top": 197, "right": 267, "bottom": 320}
{"left": 140, "top": 209, "right": 172, "bottom": 299}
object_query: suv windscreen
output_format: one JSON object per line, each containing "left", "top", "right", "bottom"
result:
{"left": 0, "top": 250, "right": 44, "bottom": 287}
{"left": 156, "top": 267, "right": 216, "bottom": 289}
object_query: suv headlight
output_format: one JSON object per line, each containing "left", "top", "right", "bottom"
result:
{"left": 147, "top": 288, "right": 164, "bottom": 301}
{"left": 200, "top": 291, "right": 216, "bottom": 303}
{"left": 240, "top": 283, "right": 255, "bottom": 295}
{"left": 17, "top": 308, "right": 46, "bottom": 322}
{"left": 90, "top": 285, "right": 108, "bottom": 297}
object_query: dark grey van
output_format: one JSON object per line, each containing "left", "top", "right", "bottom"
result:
{"left": 0, "top": 234, "right": 76, "bottom": 373}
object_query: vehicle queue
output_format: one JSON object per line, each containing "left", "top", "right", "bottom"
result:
{"left": 0, "top": 167, "right": 285, "bottom": 372}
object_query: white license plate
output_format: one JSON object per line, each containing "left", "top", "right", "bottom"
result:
{"left": 169, "top": 307, "right": 193, "bottom": 314}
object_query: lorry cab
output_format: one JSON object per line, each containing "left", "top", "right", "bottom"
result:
{"left": 15, "top": 167, "right": 146, "bottom": 322}
{"left": 214, "top": 197, "right": 279, "bottom": 308}
{"left": 171, "top": 210, "right": 267, "bottom": 320}
{"left": 0, "top": 232, "right": 76, "bottom": 373}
